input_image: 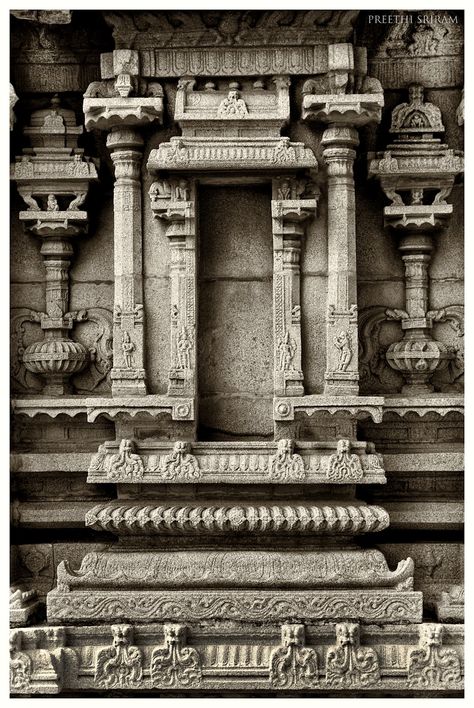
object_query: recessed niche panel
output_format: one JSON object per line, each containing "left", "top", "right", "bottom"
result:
{"left": 198, "top": 185, "right": 273, "bottom": 439}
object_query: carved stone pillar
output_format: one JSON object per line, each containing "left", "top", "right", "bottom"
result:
{"left": 369, "top": 84, "right": 464, "bottom": 394}
{"left": 149, "top": 178, "right": 197, "bottom": 398}
{"left": 108, "top": 128, "right": 146, "bottom": 396}
{"left": 321, "top": 127, "right": 359, "bottom": 395}
{"left": 302, "top": 44, "right": 384, "bottom": 396}
{"left": 83, "top": 49, "right": 164, "bottom": 396}
{"left": 272, "top": 177, "right": 318, "bottom": 396}
{"left": 10, "top": 97, "right": 98, "bottom": 396}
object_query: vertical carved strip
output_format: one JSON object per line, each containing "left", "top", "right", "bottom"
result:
{"left": 272, "top": 177, "right": 317, "bottom": 397}
{"left": 322, "top": 127, "right": 360, "bottom": 395}
{"left": 108, "top": 128, "right": 147, "bottom": 396}
{"left": 149, "top": 178, "right": 197, "bottom": 398}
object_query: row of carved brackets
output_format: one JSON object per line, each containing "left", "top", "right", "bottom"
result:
{"left": 10, "top": 622, "right": 463, "bottom": 694}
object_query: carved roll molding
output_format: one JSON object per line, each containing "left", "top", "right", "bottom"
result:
{"left": 369, "top": 84, "right": 464, "bottom": 394}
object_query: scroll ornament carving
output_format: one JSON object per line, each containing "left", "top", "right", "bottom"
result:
{"left": 324, "top": 440, "right": 363, "bottom": 483}
{"left": 269, "top": 624, "right": 319, "bottom": 689}
{"left": 107, "top": 439, "right": 144, "bottom": 481}
{"left": 359, "top": 304, "right": 464, "bottom": 392}
{"left": 407, "top": 624, "right": 462, "bottom": 689}
{"left": 94, "top": 625, "right": 143, "bottom": 689}
{"left": 162, "top": 442, "right": 201, "bottom": 481}
{"left": 269, "top": 439, "right": 305, "bottom": 482}
{"left": 151, "top": 624, "right": 202, "bottom": 688}
{"left": 10, "top": 631, "right": 33, "bottom": 691}
{"left": 326, "top": 623, "right": 380, "bottom": 688}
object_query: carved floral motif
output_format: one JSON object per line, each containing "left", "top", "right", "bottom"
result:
{"left": 269, "top": 624, "right": 319, "bottom": 688}
{"left": 151, "top": 624, "right": 202, "bottom": 688}
{"left": 162, "top": 442, "right": 201, "bottom": 481}
{"left": 94, "top": 625, "right": 143, "bottom": 689}
{"left": 107, "top": 439, "right": 144, "bottom": 481}
{"left": 269, "top": 439, "right": 305, "bottom": 482}
{"left": 326, "top": 623, "right": 380, "bottom": 688}
{"left": 407, "top": 624, "right": 462, "bottom": 689}
{"left": 325, "top": 440, "right": 363, "bottom": 482}
{"left": 10, "top": 631, "right": 32, "bottom": 691}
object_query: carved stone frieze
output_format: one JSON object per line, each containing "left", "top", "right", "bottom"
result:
{"left": 435, "top": 585, "right": 464, "bottom": 623}
{"left": 326, "top": 623, "right": 381, "bottom": 688}
{"left": 9, "top": 622, "right": 464, "bottom": 694}
{"left": 407, "top": 624, "right": 462, "bottom": 689}
{"left": 269, "top": 624, "right": 319, "bottom": 688}
{"left": 151, "top": 624, "right": 202, "bottom": 688}
{"left": 47, "top": 588, "right": 423, "bottom": 624}
{"left": 87, "top": 439, "right": 386, "bottom": 484}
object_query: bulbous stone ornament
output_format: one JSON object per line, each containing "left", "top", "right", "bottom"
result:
{"left": 23, "top": 338, "right": 89, "bottom": 396}
{"left": 386, "top": 337, "right": 452, "bottom": 394}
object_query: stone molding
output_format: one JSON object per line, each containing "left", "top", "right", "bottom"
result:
{"left": 87, "top": 438, "right": 385, "bottom": 484}
{"left": 10, "top": 622, "right": 463, "bottom": 694}
{"left": 47, "top": 589, "right": 422, "bottom": 624}
{"left": 56, "top": 549, "right": 413, "bottom": 591}
{"left": 84, "top": 502, "right": 390, "bottom": 536}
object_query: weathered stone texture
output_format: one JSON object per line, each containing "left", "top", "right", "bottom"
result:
{"left": 10, "top": 9, "right": 463, "bottom": 698}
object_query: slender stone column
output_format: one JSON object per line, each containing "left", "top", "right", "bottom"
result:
{"left": 83, "top": 50, "right": 164, "bottom": 396}
{"left": 301, "top": 43, "right": 384, "bottom": 397}
{"left": 272, "top": 177, "right": 318, "bottom": 396}
{"left": 322, "top": 126, "right": 359, "bottom": 395}
{"left": 149, "top": 178, "right": 197, "bottom": 398}
{"left": 108, "top": 128, "right": 146, "bottom": 396}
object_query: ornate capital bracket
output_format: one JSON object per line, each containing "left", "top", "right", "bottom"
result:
{"left": 301, "top": 44, "right": 384, "bottom": 126}
{"left": 269, "top": 624, "right": 319, "bottom": 689}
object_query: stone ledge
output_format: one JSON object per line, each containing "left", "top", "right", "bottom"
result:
{"left": 11, "top": 395, "right": 195, "bottom": 421}
{"left": 274, "top": 395, "right": 385, "bottom": 422}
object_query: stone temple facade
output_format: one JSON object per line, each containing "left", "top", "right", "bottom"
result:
{"left": 10, "top": 9, "right": 464, "bottom": 697}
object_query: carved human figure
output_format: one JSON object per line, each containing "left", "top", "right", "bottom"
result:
{"left": 277, "top": 178, "right": 292, "bottom": 200}
{"left": 47, "top": 194, "right": 59, "bottom": 211}
{"left": 217, "top": 87, "right": 248, "bottom": 118}
{"left": 334, "top": 330, "right": 352, "bottom": 372}
{"left": 121, "top": 330, "right": 135, "bottom": 368}
{"left": 277, "top": 331, "right": 296, "bottom": 371}
{"left": 176, "top": 326, "right": 193, "bottom": 370}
